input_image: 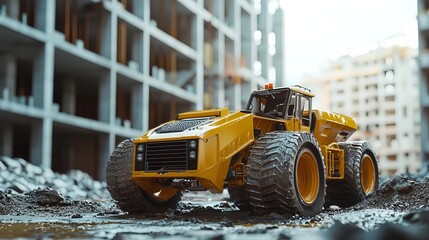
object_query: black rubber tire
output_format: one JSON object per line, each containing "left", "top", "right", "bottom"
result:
{"left": 106, "top": 139, "right": 181, "bottom": 213}
{"left": 228, "top": 185, "right": 251, "bottom": 210}
{"left": 325, "top": 141, "right": 379, "bottom": 208}
{"left": 245, "top": 132, "right": 326, "bottom": 216}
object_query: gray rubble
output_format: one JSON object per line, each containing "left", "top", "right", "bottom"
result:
{"left": 0, "top": 156, "right": 110, "bottom": 200}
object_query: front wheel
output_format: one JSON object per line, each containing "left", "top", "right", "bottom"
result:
{"left": 228, "top": 185, "right": 251, "bottom": 210}
{"left": 245, "top": 132, "right": 326, "bottom": 216}
{"left": 106, "top": 139, "right": 181, "bottom": 213}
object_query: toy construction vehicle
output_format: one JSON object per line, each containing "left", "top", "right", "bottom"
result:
{"left": 106, "top": 84, "right": 379, "bottom": 216}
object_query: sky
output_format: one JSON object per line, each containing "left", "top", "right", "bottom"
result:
{"left": 280, "top": 0, "right": 418, "bottom": 85}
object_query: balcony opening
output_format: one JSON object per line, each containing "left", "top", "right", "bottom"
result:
{"left": 203, "top": 21, "right": 219, "bottom": 109}
{"left": 55, "top": 0, "right": 111, "bottom": 58}
{"left": 118, "top": 0, "right": 144, "bottom": 19}
{"left": 149, "top": 87, "right": 194, "bottom": 129}
{"left": 0, "top": 0, "right": 48, "bottom": 29}
{"left": 0, "top": 116, "right": 41, "bottom": 163}
{"left": 0, "top": 53, "right": 39, "bottom": 107}
{"left": 12, "top": 123, "right": 30, "bottom": 161}
{"left": 116, "top": 74, "right": 143, "bottom": 129}
{"left": 117, "top": 18, "right": 143, "bottom": 72}
{"left": 53, "top": 48, "right": 110, "bottom": 122}
{"left": 150, "top": 37, "right": 196, "bottom": 93}
{"left": 15, "top": 59, "right": 33, "bottom": 103}
{"left": 52, "top": 124, "right": 102, "bottom": 179}
{"left": 150, "top": 0, "right": 196, "bottom": 49}
{"left": 204, "top": 0, "right": 219, "bottom": 18}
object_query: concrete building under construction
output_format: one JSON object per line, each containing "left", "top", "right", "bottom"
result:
{"left": 0, "top": 0, "right": 285, "bottom": 179}
{"left": 303, "top": 44, "right": 420, "bottom": 176}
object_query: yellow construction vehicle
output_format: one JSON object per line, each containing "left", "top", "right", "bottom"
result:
{"left": 106, "top": 84, "right": 379, "bottom": 216}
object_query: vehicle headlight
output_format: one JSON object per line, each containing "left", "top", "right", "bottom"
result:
{"left": 189, "top": 150, "right": 196, "bottom": 159}
{"left": 136, "top": 153, "right": 144, "bottom": 161}
{"left": 136, "top": 143, "right": 144, "bottom": 152}
{"left": 189, "top": 140, "right": 197, "bottom": 149}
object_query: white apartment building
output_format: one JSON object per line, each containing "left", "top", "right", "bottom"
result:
{"left": 303, "top": 45, "right": 420, "bottom": 176}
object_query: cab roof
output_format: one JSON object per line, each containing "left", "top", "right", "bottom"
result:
{"left": 253, "top": 85, "right": 315, "bottom": 98}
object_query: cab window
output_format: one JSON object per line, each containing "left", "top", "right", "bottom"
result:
{"left": 286, "top": 92, "right": 311, "bottom": 127}
{"left": 246, "top": 90, "right": 289, "bottom": 118}
{"left": 299, "top": 96, "right": 311, "bottom": 126}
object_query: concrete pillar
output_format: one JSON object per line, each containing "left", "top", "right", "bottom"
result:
{"left": 142, "top": 83, "right": 150, "bottom": 131}
{"left": 34, "top": 0, "right": 47, "bottom": 31}
{"left": 31, "top": 0, "right": 54, "bottom": 168}
{"left": 132, "top": 32, "right": 143, "bottom": 72}
{"left": 131, "top": 84, "right": 143, "bottom": 129}
{"left": 143, "top": 0, "right": 150, "bottom": 23}
{"left": 30, "top": 42, "right": 54, "bottom": 168}
{"left": 100, "top": 11, "right": 112, "bottom": 58}
{"left": 30, "top": 120, "right": 42, "bottom": 165}
{"left": 142, "top": 18, "right": 150, "bottom": 131}
{"left": 218, "top": 32, "right": 225, "bottom": 108}
{"left": 61, "top": 77, "right": 76, "bottom": 114}
{"left": 30, "top": 118, "right": 53, "bottom": 169}
{"left": 0, "top": 124, "right": 13, "bottom": 156}
{"left": 98, "top": 73, "right": 111, "bottom": 123}
{"left": 0, "top": 55, "right": 17, "bottom": 100}
{"left": 99, "top": 6, "right": 117, "bottom": 180}
{"left": 195, "top": 5, "right": 204, "bottom": 110}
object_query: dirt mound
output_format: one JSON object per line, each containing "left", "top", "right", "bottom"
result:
{"left": 325, "top": 209, "right": 429, "bottom": 240}
{"left": 0, "top": 156, "right": 118, "bottom": 217}
{"left": 352, "top": 175, "right": 429, "bottom": 212}
{"left": 0, "top": 188, "right": 120, "bottom": 217}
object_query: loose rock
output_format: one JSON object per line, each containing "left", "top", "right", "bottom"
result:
{"left": 30, "top": 188, "right": 64, "bottom": 206}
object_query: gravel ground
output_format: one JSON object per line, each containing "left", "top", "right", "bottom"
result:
{"left": 1, "top": 156, "right": 429, "bottom": 239}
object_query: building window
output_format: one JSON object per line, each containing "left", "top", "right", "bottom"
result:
{"left": 385, "top": 57, "right": 393, "bottom": 65}
{"left": 385, "top": 95, "right": 395, "bottom": 102}
{"left": 386, "top": 109, "right": 395, "bottom": 116}
{"left": 384, "top": 84, "right": 395, "bottom": 95}
{"left": 384, "top": 70, "right": 394, "bottom": 80}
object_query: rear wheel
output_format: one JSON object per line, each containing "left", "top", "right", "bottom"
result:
{"left": 106, "top": 139, "right": 181, "bottom": 213}
{"left": 325, "top": 141, "right": 379, "bottom": 208}
{"left": 245, "top": 132, "right": 326, "bottom": 216}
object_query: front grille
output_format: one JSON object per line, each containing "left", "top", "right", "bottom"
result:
{"left": 155, "top": 118, "right": 211, "bottom": 133}
{"left": 145, "top": 141, "right": 188, "bottom": 171}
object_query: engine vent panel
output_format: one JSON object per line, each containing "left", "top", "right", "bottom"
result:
{"left": 155, "top": 117, "right": 212, "bottom": 133}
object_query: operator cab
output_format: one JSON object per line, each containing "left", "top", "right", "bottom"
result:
{"left": 245, "top": 85, "right": 315, "bottom": 130}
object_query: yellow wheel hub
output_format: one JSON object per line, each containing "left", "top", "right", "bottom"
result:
{"left": 135, "top": 179, "right": 178, "bottom": 202}
{"left": 147, "top": 186, "right": 177, "bottom": 202}
{"left": 296, "top": 149, "right": 319, "bottom": 205}
{"left": 361, "top": 154, "right": 376, "bottom": 195}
